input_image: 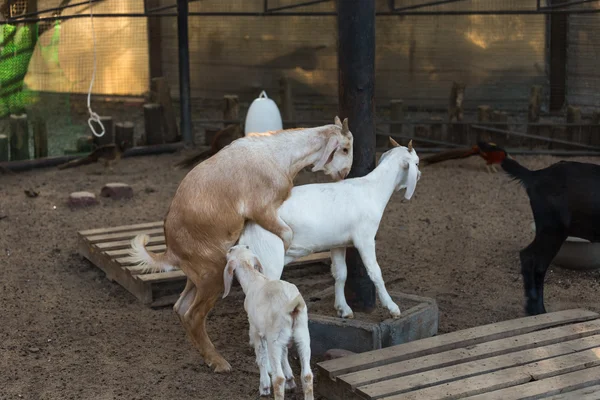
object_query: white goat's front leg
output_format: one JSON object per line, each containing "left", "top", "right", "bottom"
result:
{"left": 330, "top": 247, "right": 354, "bottom": 319}
{"left": 354, "top": 238, "right": 401, "bottom": 318}
{"left": 293, "top": 312, "right": 314, "bottom": 400}
{"left": 281, "top": 345, "right": 296, "bottom": 391}
{"left": 250, "top": 327, "right": 271, "bottom": 397}
{"left": 266, "top": 336, "right": 286, "bottom": 400}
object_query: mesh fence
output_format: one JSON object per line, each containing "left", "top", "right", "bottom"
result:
{"left": 0, "top": 0, "right": 598, "bottom": 160}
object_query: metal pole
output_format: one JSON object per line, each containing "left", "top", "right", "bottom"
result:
{"left": 337, "top": 0, "right": 377, "bottom": 313}
{"left": 177, "top": 0, "right": 193, "bottom": 145}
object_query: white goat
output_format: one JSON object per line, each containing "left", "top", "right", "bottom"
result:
{"left": 238, "top": 137, "right": 421, "bottom": 319}
{"left": 223, "top": 245, "right": 313, "bottom": 400}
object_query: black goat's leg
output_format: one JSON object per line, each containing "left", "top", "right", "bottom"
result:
{"left": 520, "top": 231, "right": 566, "bottom": 316}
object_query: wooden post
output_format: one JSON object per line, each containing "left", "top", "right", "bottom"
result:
{"left": 0, "top": 134, "right": 8, "bottom": 162}
{"left": 144, "top": 103, "right": 164, "bottom": 145}
{"left": 448, "top": 82, "right": 466, "bottom": 144}
{"left": 176, "top": 0, "right": 193, "bottom": 145}
{"left": 475, "top": 105, "right": 493, "bottom": 142}
{"left": 526, "top": 85, "right": 543, "bottom": 149}
{"left": 414, "top": 125, "right": 431, "bottom": 147}
{"left": 144, "top": 0, "right": 163, "bottom": 80}
{"left": 549, "top": 0, "right": 568, "bottom": 111}
{"left": 115, "top": 122, "right": 135, "bottom": 151}
{"left": 591, "top": 111, "right": 600, "bottom": 147}
{"left": 448, "top": 82, "right": 465, "bottom": 123}
{"left": 92, "top": 116, "right": 114, "bottom": 148}
{"left": 279, "top": 76, "right": 295, "bottom": 129}
{"left": 151, "top": 77, "right": 179, "bottom": 143}
{"left": 204, "top": 127, "right": 220, "bottom": 146}
{"left": 566, "top": 105, "right": 584, "bottom": 145}
{"left": 33, "top": 117, "right": 48, "bottom": 158}
{"left": 477, "top": 105, "right": 492, "bottom": 122}
{"left": 76, "top": 135, "right": 93, "bottom": 153}
{"left": 223, "top": 95, "right": 239, "bottom": 126}
{"left": 528, "top": 85, "right": 542, "bottom": 123}
{"left": 9, "top": 113, "right": 29, "bottom": 161}
{"left": 491, "top": 110, "right": 509, "bottom": 146}
{"left": 337, "top": 0, "right": 377, "bottom": 312}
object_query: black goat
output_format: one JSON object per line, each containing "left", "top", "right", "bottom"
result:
{"left": 478, "top": 142, "right": 600, "bottom": 315}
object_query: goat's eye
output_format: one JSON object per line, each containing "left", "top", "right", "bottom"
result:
{"left": 342, "top": 148, "right": 349, "bottom": 154}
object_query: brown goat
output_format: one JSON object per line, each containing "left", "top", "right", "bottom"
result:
{"left": 128, "top": 117, "right": 354, "bottom": 372}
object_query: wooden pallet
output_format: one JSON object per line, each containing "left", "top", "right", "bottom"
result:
{"left": 317, "top": 308, "right": 600, "bottom": 400}
{"left": 77, "top": 221, "right": 331, "bottom": 307}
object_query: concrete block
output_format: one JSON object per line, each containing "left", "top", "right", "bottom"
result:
{"left": 307, "top": 288, "right": 438, "bottom": 357}
{"left": 68, "top": 191, "right": 98, "bottom": 209}
{"left": 100, "top": 183, "right": 133, "bottom": 200}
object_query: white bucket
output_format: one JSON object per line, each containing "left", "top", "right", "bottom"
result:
{"left": 244, "top": 90, "right": 283, "bottom": 135}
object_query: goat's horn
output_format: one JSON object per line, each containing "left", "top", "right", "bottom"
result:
{"left": 334, "top": 116, "right": 342, "bottom": 127}
{"left": 408, "top": 140, "right": 413, "bottom": 152}
{"left": 342, "top": 118, "right": 349, "bottom": 133}
{"left": 389, "top": 137, "right": 400, "bottom": 148}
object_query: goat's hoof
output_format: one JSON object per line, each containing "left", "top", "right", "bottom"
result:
{"left": 336, "top": 306, "right": 354, "bottom": 319}
{"left": 211, "top": 359, "right": 232, "bottom": 373}
{"left": 260, "top": 386, "right": 271, "bottom": 396}
{"left": 285, "top": 377, "right": 297, "bottom": 390}
{"left": 389, "top": 307, "right": 402, "bottom": 319}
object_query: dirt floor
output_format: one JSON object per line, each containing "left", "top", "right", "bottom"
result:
{"left": 1, "top": 149, "right": 600, "bottom": 400}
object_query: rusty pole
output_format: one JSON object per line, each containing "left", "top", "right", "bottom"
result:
{"left": 337, "top": 0, "right": 377, "bottom": 312}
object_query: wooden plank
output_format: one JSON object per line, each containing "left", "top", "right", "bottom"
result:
{"left": 543, "top": 384, "right": 600, "bottom": 400}
{"left": 136, "top": 270, "right": 186, "bottom": 283}
{"left": 339, "top": 319, "right": 600, "bottom": 390}
{"left": 125, "top": 264, "right": 179, "bottom": 274}
{"left": 463, "top": 367, "right": 600, "bottom": 400}
{"left": 381, "top": 347, "right": 600, "bottom": 400}
{"left": 78, "top": 221, "right": 163, "bottom": 236}
{"left": 317, "top": 309, "right": 600, "bottom": 379}
{"left": 106, "top": 244, "right": 166, "bottom": 258}
{"left": 86, "top": 227, "right": 164, "bottom": 244}
{"left": 118, "top": 251, "right": 330, "bottom": 269}
{"left": 359, "top": 335, "right": 600, "bottom": 399}
{"left": 130, "top": 253, "right": 331, "bottom": 279}
{"left": 95, "top": 235, "right": 165, "bottom": 250}
{"left": 77, "top": 238, "right": 153, "bottom": 304}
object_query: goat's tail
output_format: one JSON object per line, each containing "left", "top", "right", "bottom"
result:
{"left": 285, "top": 294, "right": 306, "bottom": 318}
{"left": 126, "top": 234, "right": 177, "bottom": 274}
{"left": 501, "top": 156, "right": 532, "bottom": 186}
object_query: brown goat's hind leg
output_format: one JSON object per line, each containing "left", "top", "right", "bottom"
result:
{"left": 174, "top": 279, "right": 201, "bottom": 348}
{"left": 520, "top": 230, "right": 566, "bottom": 316}
{"left": 252, "top": 209, "right": 293, "bottom": 250}
{"left": 174, "top": 278, "right": 195, "bottom": 316}
{"left": 184, "top": 270, "right": 231, "bottom": 373}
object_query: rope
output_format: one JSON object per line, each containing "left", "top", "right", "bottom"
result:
{"left": 86, "top": 0, "right": 104, "bottom": 137}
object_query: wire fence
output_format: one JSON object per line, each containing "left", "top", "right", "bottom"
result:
{"left": 0, "top": 0, "right": 598, "bottom": 162}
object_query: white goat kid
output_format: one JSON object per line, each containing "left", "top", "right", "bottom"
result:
{"left": 238, "top": 137, "right": 421, "bottom": 319}
{"left": 223, "top": 245, "right": 313, "bottom": 400}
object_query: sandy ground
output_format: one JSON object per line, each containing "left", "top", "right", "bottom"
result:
{"left": 1, "top": 149, "right": 600, "bottom": 400}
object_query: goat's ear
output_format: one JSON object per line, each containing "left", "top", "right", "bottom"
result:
{"left": 334, "top": 116, "right": 342, "bottom": 127}
{"left": 253, "top": 257, "right": 264, "bottom": 274}
{"left": 389, "top": 137, "right": 400, "bottom": 148}
{"left": 222, "top": 259, "right": 238, "bottom": 298}
{"left": 312, "top": 135, "right": 340, "bottom": 172}
{"left": 404, "top": 162, "right": 419, "bottom": 200}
